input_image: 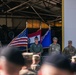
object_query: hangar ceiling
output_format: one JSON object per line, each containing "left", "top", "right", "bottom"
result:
{"left": 0, "top": 0, "right": 62, "bottom": 22}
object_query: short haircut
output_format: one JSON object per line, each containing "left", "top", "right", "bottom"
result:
{"left": 53, "top": 37, "right": 58, "bottom": 40}
{"left": 71, "top": 63, "right": 76, "bottom": 72}
{"left": 22, "top": 53, "right": 33, "bottom": 66}
{"left": 43, "top": 53, "right": 72, "bottom": 72}
{"left": 68, "top": 40, "right": 72, "bottom": 44}
{"left": 0, "top": 46, "right": 25, "bottom": 66}
{"left": 32, "top": 55, "right": 40, "bottom": 61}
{"left": 34, "top": 36, "right": 38, "bottom": 40}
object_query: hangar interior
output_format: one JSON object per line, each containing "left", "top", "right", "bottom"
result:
{"left": 0, "top": 0, "right": 62, "bottom": 53}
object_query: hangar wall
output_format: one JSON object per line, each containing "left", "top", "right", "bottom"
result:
{"left": 64, "top": 0, "right": 76, "bottom": 47}
{"left": 12, "top": 18, "right": 26, "bottom": 28}
{"left": 0, "top": 18, "right": 26, "bottom": 28}
{"left": 0, "top": 18, "right": 12, "bottom": 27}
{"left": 0, "top": 18, "right": 61, "bottom": 29}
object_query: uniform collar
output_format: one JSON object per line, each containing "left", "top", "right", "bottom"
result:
{"left": 34, "top": 43, "right": 39, "bottom": 45}
{"left": 53, "top": 43, "right": 57, "bottom": 45}
{"left": 68, "top": 46, "right": 73, "bottom": 48}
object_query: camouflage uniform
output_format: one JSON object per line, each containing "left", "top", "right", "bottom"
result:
{"left": 20, "top": 53, "right": 36, "bottom": 75}
{"left": 31, "top": 64, "right": 40, "bottom": 71}
{"left": 19, "top": 69, "right": 37, "bottom": 75}
{"left": 49, "top": 43, "right": 60, "bottom": 54}
{"left": 63, "top": 46, "right": 76, "bottom": 58}
{"left": 31, "top": 55, "right": 40, "bottom": 71}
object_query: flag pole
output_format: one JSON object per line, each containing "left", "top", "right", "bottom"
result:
{"left": 40, "top": 21, "right": 42, "bottom": 43}
{"left": 49, "top": 24, "right": 51, "bottom": 30}
{"left": 40, "top": 21, "right": 42, "bottom": 30}
{"left": 26, "top": 22, "right": 28, "bottom": 52}
{"left": 49, "top": 24, "right": 51, "bottom": 45}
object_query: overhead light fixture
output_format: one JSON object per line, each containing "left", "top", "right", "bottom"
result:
{"left": 59, "top": 21, "right": 62, "bottom": 23}
{"left": 26, "top": 6, "right": 29, "bottom": 9}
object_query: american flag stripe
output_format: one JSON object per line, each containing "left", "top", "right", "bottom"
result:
{"left": 11, "top": 37, "right": 28, "bottom": 43}
{"left": 11, "top": 41, "right": 28, "bottom": 44}
{"left": 9, "top": 29, "right": 28, "bottom": 47}
{"left": 14, "top": 38, "right": 28, "bottom": 40}
{"left": 10, "top": 42, "right": 28, "bottom": 46}
{"left": 10, "top": 43, "right": 28, "bottom": 45}
{"left": 11, "top": 39, "right": 28, "bottom": 42}
{"left": 10, "top": 44, "right": 28, "bottom": 47}
{"left": 11, "top": 40, "right": 28, "bottom": 42}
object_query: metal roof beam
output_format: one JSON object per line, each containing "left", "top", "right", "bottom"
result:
{"left": 19, "top": 11, "right": 61, "bottom": 17}
{"left": 5, "top": 0, "right": 32, "bottom": 13}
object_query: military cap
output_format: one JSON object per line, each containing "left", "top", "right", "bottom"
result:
{"left": 53, "top": 37, "right": 58, "bottom": 40}
{"left": 22, "top": 53, "right": 34, "bottom": 65}
{"left": 43, "top": 53, "right": 72, "bottom": 71}
{"left": 72, "top": 55, "right": 76, "bottom": 59}
{"left": 68, "top": 40, "right": 72, "bottom": 44}
{"left": 33, "top": 54, "right": 40, "bottom": 58}
{"left": 22, "top": 52, "right": 33, "bottom": 56}
{"left": 34, "top": 36, "right": 38, "bottom": 40}
{"left": 0, "top": 46, "right": 25, "bottom": 66}
{"left": 22, "top": 53, "right": 33, "bottom": 59}
{"left": 71, "top": 55, "right": 76, "bottom": 63}
{"left": 32, "top": 54, "right": 40, "bottom": 60}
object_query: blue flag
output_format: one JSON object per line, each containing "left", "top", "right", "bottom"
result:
{"left": 41, "top": 29, "right": 51, "bottom": 48}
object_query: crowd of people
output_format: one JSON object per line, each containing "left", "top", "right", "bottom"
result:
{"left": 49, "top": 37, "right": 76, "bottom": 59}
{"left": 0, "top": 36, "right": 76, "bottom": 75}
{"left": 30, "top": 36, "right": 76, "bottom": 59}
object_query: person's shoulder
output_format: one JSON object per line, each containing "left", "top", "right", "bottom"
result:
{"left": 64, "top": 46, "right": 68, "bottom": 50}
{"left": 72, "top": 46, "right": 76, "bottom": 49}
{"left": 56, "top": 43, "right": 60, "bottom": 46}
{"left": 27, "top": 69, "right": 37, "bottom": 75}
{"left": 39, "top": 43, "right": 42, "bottom": 46}
{"left": 49, "top": 43, "right": 53, "bottom": 46}
{"left": 20, "top": 69, "right": 36, "bottom": 75}
{"left": 31, "top": 43, "right": 35, "bottom": 46}
{"left": 19, "top": 69, "right": 28, "bottom": 75}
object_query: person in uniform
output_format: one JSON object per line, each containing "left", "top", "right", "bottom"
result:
{"left": 48, "top": 37, "right": 60, "bottom": 54}
{"left": 38, "top": 53, "right": 73, "bottom": 75}
{"left": 20, "top": 53, "right": 36, "bottom": 75}
{"left": 63, "top": 40, "right": 76, "bottom": 58}
{"left": 30, "top": 36, "right": 43, "bottom": 55}
{"left": 0, "top": 46, "right": 25, "bottom": 75}
{"left": 31, "top": 54, "right": 40, "bottom": 71}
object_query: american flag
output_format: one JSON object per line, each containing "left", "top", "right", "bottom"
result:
{"left": 9, "top": 29, "right": 28, "bottom": 47}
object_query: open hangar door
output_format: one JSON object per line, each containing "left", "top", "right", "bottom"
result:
{"left": 0, "top": 0, "right": 62, "bottom": 54}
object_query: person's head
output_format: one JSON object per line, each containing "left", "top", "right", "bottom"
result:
{"left": 20, "top": 53, "right": 38, "bottom": 75}
{"left": 32, "top": 54, "right": 40, "bottom": 64}
{"left": 22, "top": 53, "right": 33, "bottom": 68}
{"left": 71, "top": 56, "right": 76, "bottom": 63}
{"left": 53, "top": 37, "right": 58, "bottom": 44}
{"left": 34, "top": 36, "right": 38, "bottom": 44}
{"left": 39, "top": 54, "right": 72, "bottom": 75}
{"left": 0, "top": 46, "right": 25, "bottom": 75}
{"left": 68, "top": 40, "right": 72, "bottom": 47}
{"left": 71, "top": 63, "right": 76, "bottom": 75}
